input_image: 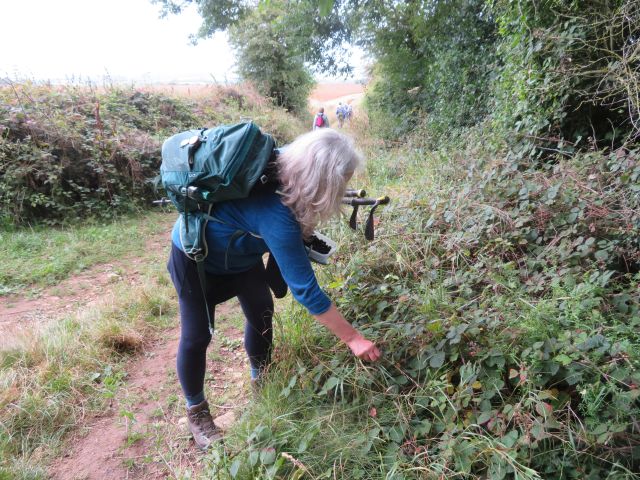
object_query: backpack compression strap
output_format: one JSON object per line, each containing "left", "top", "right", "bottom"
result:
{"left": 179, "top": 204, "right": 215, "bottom": 334}
{"left": 194, "top": 254, "right": 214, "bottom": 335}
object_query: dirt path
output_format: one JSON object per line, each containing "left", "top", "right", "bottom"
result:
{"left": 48, "top": 304, "right": 248, "bottom": 480}
{"left": 309, "top": 92, "right": 364, "bottom": 127}
{"left": 1, "top": 227, "right": 250, "bottom": 479}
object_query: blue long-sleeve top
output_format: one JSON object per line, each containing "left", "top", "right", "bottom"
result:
{"left": 171, "top": 191, "right": 332, "bottom": 315}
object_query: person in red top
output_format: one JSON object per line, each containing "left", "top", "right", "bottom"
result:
{"left": 312, "top": 107, "right": 330, "bottom": 130}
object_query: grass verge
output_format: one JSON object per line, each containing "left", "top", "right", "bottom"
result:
{"left": 0, "top": 211, "right": 174, "bottom": 295}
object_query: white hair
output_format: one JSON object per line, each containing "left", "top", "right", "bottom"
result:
{"left": 277, "top": 129, "right": 363, "bottom": 238}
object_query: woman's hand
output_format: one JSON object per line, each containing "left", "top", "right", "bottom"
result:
{"left": 314, "top": 304, "right": 382, "bottom": 362}
{"left": 347, "top": 335, "right": 381, "bottom": 362}
{"left": 315, "top": 304, "right": 380, "bottom": 362}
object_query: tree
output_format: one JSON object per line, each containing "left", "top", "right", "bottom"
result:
{"left": 360, "top": 0, "right": 497, "bottom": 137}
{"left": 492, "top": 0, "right": 640, "bottom": 151}
{"left": 152, "top": 0, "right": 358, "bottom": 112}
{"left": 151, "top": 0, "right": 354, "bottom": 77}
{"left": 149, "top": 0, "right": 499, "bottom": 137}
{"left": 229, "top": 2, "right": 315, "bottom": 113}
{"left": 152, "top": 0, "right": 252, "bottom": 35}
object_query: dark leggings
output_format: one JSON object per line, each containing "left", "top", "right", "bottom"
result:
{"left": 167, "top": 244, "right": 273, "bottom": 400}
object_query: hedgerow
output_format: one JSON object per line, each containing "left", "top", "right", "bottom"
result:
{"left": 327, "top": 132, "right": 640, "bottom": 477}
{"left": 492, "top": 0, "right": 640, "bottom": 156}
{"left": 0, "top": 82, "right": 305, "bottom": 226}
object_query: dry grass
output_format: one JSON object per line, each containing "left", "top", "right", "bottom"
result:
{"left": 139, "top": 82, "right": 269, "bottom": 107}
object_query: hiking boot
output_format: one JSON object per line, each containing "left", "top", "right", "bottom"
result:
{"left": 186, "top": 400, "right": 223, "bottom": 450}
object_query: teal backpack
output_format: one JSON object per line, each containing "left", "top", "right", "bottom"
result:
{"left": 160, "top": 122, "right": 276, "bottom": 328}
{"left": 160, "top": 121, "right": 275, "bottom": 257}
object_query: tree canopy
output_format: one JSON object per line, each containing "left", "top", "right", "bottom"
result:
{"left": 152, "top": 0, "right": 639, "bottom": 149}
{"left": 228, "top": 1, "right": 315, "bottom": 112}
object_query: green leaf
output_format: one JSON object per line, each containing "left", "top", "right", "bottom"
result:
{"left": 592, "top": 424, "right": 608, "bottom": 435}
{"left": 260, "top": 447, "right": 277, "bottom": 465}
{"left": 488, "top": 453, "right": 508, "bottom": 480}
{"left": 414, "top": 419, "right": 432, "bottom": 436}
{"left": 297, "top": 437, "right": 309, "bottom": 453}
{"left": 430, "top": 351, "right": 446, "bottom": 368}
{"left": 318, "top": 0, "right": 334, "bottom": 16}
{"left": 535, "top": 402, "right": 552, "bottom": 418}
{"left": 500, "top": 430, "right": 519, "bottom": 448}
{"left": 477, "top": 411, "right": 492, "bottom": 424}
{"left": 553, "top": 354, "right": 572, "bottom": 366}
{"left": 266, "top": 458, "right": 283, "bottom": 477}
{"left": 320, "top": 376, "right": 339, "bottom": 395}
{"left": 531, "top": 424, "right": 548, "bottom": 440}
{"left": 409, "top": 353, "right": 429, "bottom": 370}
{"left": 388, "top": 425, "right": 405, "bottom": 444}
{"left": 230, "top": 459, "right": 241, "bottom": 478}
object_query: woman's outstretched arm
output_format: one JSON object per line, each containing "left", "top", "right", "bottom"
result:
{"left": 314, "top": 303, "right": 381, "bottom": 362}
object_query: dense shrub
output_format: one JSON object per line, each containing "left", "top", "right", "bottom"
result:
{"left": 492, "top": 0, "right": 640, "bottom": 158}
{"left": 329, "top": 130, "right": 640, "bottom": 477}
{"left": 363, "top": 0, "right": 496, "bottom": 140}
{"left": 0, "top": 82, "right": 305, "bottom": 226}
{"left": 362, "top": 0, "right": 639, "bottom": 155}
{"left": 210, "top": 121, "right": 638, "bottom": 478}
{"left": 347, "top": 2, "right": 640, "bottom": 469}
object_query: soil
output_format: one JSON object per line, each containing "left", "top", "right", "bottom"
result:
{"left": 47, "top": 306, "right": 248, "bottom": 480}
{"left": 309, "top": 83, "right": 364, "bottom": 103}
{"left": 1, "top": 266, "right": 135, "bottom": 351}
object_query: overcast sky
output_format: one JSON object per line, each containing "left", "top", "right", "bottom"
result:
{"left": 0, "top": 0, "right": 237, "bottom": 84}
{"left": 1, "top": 0, "right": 365, "bottom": 85}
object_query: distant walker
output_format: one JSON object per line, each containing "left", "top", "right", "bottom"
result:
{"left": 312, "top": 107, "right": 329, "bottom": 130}
{"left": 336, "top": 102, "right": 346, "bottom": 128}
